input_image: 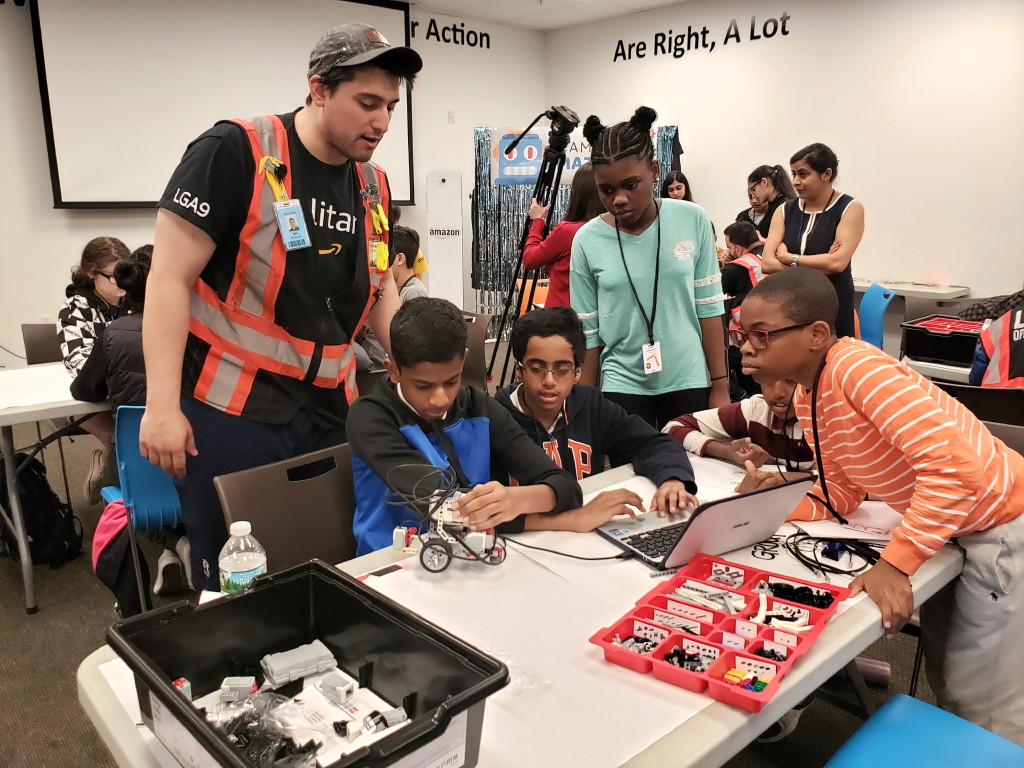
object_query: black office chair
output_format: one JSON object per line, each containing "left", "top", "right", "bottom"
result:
{"left": 935, "top": 382, "right": 1024, "bottom": 426}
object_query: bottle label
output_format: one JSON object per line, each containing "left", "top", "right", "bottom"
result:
{"left": 219, "top": 565, "right": 266, "bottom": 593}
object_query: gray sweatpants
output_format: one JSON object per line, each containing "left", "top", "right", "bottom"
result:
{"left": 921, "top": 510, "right": 1024, "bottom": 745}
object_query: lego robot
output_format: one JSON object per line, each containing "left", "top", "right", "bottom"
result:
{"left": 407, "top": 491, "right": 506, "bottom": 573}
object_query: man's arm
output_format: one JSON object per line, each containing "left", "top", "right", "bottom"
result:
{"left": 364, "top": 269, "right": 399, "bottom": 357}
{"left": 139, "top": 210, "right": 215, "bottom": 476}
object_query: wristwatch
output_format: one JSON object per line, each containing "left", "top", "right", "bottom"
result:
{"left": 790, "top": 254, "right": 800, "bottom": 267}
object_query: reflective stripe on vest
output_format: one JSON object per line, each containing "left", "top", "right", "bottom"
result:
{"left": 727, "top": 253, "right": 765, "bottom": 330}
{"left": 189, "top": 114, "right": 390, "bottom": 414}
{"left": 981, "top": 309, "right": 1024, "bottom": 388}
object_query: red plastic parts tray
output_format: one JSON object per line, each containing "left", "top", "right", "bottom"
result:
{"left": 590, "top": 555, "right": 850, "bottom": 712}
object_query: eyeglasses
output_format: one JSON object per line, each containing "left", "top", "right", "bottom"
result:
{"left": 747, "top": 184, "right": 759, "bottom": 196}
{"left": 96, "top": 271, "right": 117, "bottom": 283}
{"left": 729, "top": 322, "right": 813, "bottom": 350}
{"left": 520, "top": 363, "right": 577, "bottom": 379}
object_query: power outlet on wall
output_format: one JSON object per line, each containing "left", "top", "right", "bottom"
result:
{"left": 40, "top": 314, "right": 52, "bottom": 323}
{"left": 448, "top": 110, "right": 455, "bottom": 124}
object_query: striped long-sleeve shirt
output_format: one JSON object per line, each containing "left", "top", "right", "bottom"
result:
{"left": 791, "top": 338, "right": 1024, "bottom": 575}
{"left": 662, "top": 395, "right": 814, "bottom": 470}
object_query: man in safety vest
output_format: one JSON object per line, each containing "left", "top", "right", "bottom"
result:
{"left": 970, "top": 306, "right": 1024, "bottom": 388}
{"left": 722, "top": 220, "right": 765, "bottom": 398}
{"left": 140, "top": 23, "right": 422, "bottom": 590}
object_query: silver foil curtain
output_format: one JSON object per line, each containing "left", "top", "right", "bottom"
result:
{"left": 472, "top": 125, "right": 679, "bottom": 335}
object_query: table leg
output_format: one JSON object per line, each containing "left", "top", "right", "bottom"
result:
{"left": 1, "top": 425, "right": 38, "bottom": 614}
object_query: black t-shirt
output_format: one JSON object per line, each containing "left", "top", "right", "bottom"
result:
{"left": 158, "top": 110, "right": 372, "bottom": 428}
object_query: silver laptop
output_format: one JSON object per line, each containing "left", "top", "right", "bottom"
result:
{"left": 596, "top": 476, "right": 815, "bottom": 570}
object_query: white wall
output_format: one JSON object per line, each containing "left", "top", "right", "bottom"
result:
{"left": 0, "top": 5, "right": 544, "bottom": 368}
{"left": 402, "top": 10, "right": 547, "bottom": 305}
{"left": 0, "top": 6, "right": 156, "bottom": 369}
{"left": 4, "top": 0, "right": 1023, "bottom": 368}
{"left": 545, "top": 0, "right": 1024, "bottom": 298}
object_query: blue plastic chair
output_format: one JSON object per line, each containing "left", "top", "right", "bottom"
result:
{"left": 826, "top": 694, "right": 1024, "bottom": 767}
{"left": 100, "top": 406, "right": 182, "bottom": 611}
{"left": 858, "top": 283, "right": 896, "bottom": 348}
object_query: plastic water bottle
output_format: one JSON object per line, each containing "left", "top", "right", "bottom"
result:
{"left": 218, "top": 521, "right": 267, "bottom": 593}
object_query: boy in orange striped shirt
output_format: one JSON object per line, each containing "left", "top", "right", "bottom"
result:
{"left": 734, "top": 268, "right": 1024, "bottom": 743}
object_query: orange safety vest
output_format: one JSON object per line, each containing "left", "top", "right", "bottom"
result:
{"left": 726, "top": 252, "right": 764, "bottom": 333}
{"left": 980, "top": 309, "right": 1024, "bottom": 388}
{"left": 188, "top": 114, "right": 390, "bottom": 415}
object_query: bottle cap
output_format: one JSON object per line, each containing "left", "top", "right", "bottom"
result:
{"left": 229, "top": 521, "right": 252, "bottom": 537}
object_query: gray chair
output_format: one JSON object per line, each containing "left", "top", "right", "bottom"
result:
{"left": 21, "top": 323, "right": 63, "bottom": 364}
{"left": 214, "top": 443, "right": 357, "bottom": 573}
{"left": 462, "top": 311, "right": 493, "bottom": 392}
{"left": 935, "top": 382, "right": 1024, "bottom": 426}
{"left": 984, "top": 421, "right": 1024, "bottom": 455}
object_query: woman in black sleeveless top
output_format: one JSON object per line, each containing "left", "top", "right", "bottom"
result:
{"left": 762, "top": 143, "right": 865, "bottom": 338}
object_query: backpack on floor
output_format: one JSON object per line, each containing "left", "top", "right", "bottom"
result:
{"left": 0, "top": 452, "right": 84, "bottom": 569}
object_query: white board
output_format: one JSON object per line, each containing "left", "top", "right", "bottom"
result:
{"left": 32, "top": 0, "right": 413, "bottom": 206}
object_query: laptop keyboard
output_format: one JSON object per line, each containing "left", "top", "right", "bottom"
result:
{"left": 624, "top": 522, "right": 689, "bottom": 559}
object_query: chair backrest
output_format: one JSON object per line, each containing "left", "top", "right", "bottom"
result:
{"left": 21, "top": 323, "right": 63, "bottom": 365}
{"left": 462, "top": 311, "right": 493, "bottom": 391}
{"left": 858, "top": 284, "right": 897, "bottom": 348}
{"left": 214, "top": 443, "right": 357, "bottom": 573}
{"left": 937, "top": 382, "right": 1024, "bottom": 426}
{"left": 984, "top": 421, "right": 1024, "bottom": 455}
{"left": 114, "top": 406, "right": 182, "bottom": 531}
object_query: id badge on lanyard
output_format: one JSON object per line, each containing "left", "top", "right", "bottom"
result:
{"left": 260, "top": 156, "right": 311, "bottom": 251}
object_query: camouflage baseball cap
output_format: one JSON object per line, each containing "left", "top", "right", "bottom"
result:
{"left": 308, "top": 22, "right": 422, "bottom": 79}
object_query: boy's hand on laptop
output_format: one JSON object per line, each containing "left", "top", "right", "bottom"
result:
{"left": 452, "top": 481, "right": 554, "bottom": 530}
{"left": 730, "top": 439, "right": 769, "bottom": 468}
{"left": 650, "top": 480, "right": 699, "bottom": 518}
{"left": 850, "top": 559, "right": 913, "bottom": 634}
{"left": 735, "top": 460, "right": 784, "bottom": 494}
{"left": 568, "top": 489, "right": 645, "bottom": 532}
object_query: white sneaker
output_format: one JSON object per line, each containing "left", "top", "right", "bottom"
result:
{"left": 85, "top": 448, "right": 106, "bottom": 505}
{"left": 174, "top": 536, "right": 194, "bottom": 591}
{"left": 153, "top": 549, "right": 187, "bottom": 596}
{"left": 756, "top": 695, "right": 814, "bottom": 743}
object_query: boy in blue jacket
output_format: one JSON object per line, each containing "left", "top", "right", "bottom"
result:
{"left": 346, "top": 298, "right": 582, "bottom": 554}
{"left": 495, "top": 307, "right": 698, "bottom": 532}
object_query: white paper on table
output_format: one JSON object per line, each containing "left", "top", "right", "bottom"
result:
{"left": 362, "top": 548, "right": 712, "bottom": 768}
{"left": 794, "top": 502, "right": 903, "bottom": 542}
{"left": 97, "top": 658, "right": 189, "bottom": 768}
{"left": 0, "top": 364, "right": 78, "bottom": 409}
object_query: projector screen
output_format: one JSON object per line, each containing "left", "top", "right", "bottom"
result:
{"left": 31, "top": 0, "right": 413, "bottom": 207}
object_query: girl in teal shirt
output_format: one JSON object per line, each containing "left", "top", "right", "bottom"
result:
{"left": 570, "top": 107, "right": 729, "bottom": 428}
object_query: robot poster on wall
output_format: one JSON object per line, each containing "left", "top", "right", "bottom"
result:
{"left": 488, "top": 128, "right": 593, "bottom": 186}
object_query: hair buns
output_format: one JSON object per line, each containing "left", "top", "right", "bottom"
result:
{"left": 629, "top": 106, "right": 657, "bottom": 133}
{"left": 582, "top": 115, "right": 605, "bottom": 146}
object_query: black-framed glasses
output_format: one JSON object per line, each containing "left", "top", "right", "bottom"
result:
{"left": 96, "top": 270, "right": 117, "bottom": 283}
{"left": 520, "top": 362, "right": 577, "bottom": 379}
{"left": 730, "top": 322, "right": 813, "bottom": 350}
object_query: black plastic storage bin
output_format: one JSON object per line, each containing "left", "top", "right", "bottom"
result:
{"left": 108, "top": 560, "right": 509, "bottom": 768}
{"left": 900, "top": 314, "right": 982, "bottom": 367}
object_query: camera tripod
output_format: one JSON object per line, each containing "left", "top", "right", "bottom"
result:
{"left": 486, "top": 105, "right": 580, "bottom": 388}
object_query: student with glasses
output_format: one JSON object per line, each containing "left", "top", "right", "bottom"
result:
{"left": 57, "top": 236, "right": 131, "bottom": 503}
{"left": 495, "top": 307, "right": 698, "bottom": 533}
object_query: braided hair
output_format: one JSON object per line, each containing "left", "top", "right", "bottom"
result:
{"left": 583, "top": 106, "right": 657, "bottom": 165}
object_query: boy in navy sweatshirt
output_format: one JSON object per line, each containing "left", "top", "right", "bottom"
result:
{"left": 346, "top": 298, "right": 582, "bottom": 554}
{"left": 494, "top": 307, "right": 698, "bottom": 532}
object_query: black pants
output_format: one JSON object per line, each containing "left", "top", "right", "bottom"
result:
{"left": 177, "top": 397, "right": 346, "bottom": 591}
{"left": 604, "top": 388, "right": 711, "bottom": 430}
